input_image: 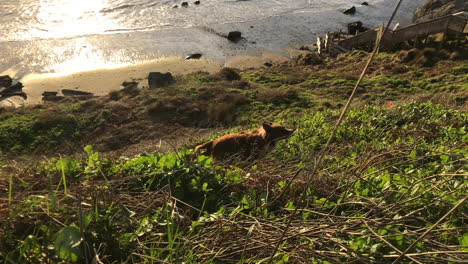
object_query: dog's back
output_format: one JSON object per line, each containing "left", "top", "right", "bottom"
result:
{"left": 195, "top": 122, "right": 294, "bottom": 161}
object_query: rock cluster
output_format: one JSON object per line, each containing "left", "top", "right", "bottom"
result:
{"left": 173, "top": 1, "right": 201, "bottom": 8}
{"left": 42, "top": 89, "right": 93, "bottom": 101}
{"left": 0, "top": 75, "right": 27, "bottom": 108}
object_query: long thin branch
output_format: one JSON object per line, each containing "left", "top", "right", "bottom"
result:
{"left": 392, "top": 195, "right": 468, "bottom": 263}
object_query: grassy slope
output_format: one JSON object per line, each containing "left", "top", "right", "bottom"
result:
{"left": 0, "top": 48, "right": 467, "bottom": 263}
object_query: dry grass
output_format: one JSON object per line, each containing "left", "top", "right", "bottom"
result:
{"left": 216, "top": 68, "right": 242, "bottom": 81}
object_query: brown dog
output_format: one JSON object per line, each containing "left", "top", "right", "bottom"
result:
{"left": 195, "top": 122, "right": 294, "bottom": 161}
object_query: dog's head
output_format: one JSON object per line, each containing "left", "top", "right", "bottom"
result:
{"left": 262, "top": 122, "right": 295, "bottom": 142}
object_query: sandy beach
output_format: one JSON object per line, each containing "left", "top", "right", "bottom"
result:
{"left": 0, "top": 0, "right": 426, "bottom": 105}
{"left": 17, "top": 51, "right": 289, "bottom": 104}
{"left": 20, "top": 57, "right": 222, "bottom": 104}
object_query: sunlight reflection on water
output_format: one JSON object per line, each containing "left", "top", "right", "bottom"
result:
{"left": 43, "top": 39, "right": 133, "bottom": 75}
{"left": 30, "top": 0, "right": 130, "bottom": 74}
{"left": 0, "top": 0, "right": 426, "bottom": 77}
{"left": 32, "top": 0, "right": 118, "bottom": 39}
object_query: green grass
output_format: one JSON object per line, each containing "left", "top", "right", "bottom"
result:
{"left": 0, "top": 47, "right": 467, "bottom": 263}
{"left": 1, "top": 49, "right": 466, "bottom": 155}
{"left": 1, "top": 102, "right": 466, "bottom": 263}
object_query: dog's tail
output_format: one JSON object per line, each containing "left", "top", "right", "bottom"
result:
{"left": 194, "top": 141, "right": 213, "bottom": 156}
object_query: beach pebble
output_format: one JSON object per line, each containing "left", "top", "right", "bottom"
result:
{"left": 173, "top": 5, "right": 178, "bottom": 8}
{"left": 194, "top": 1, "right": 200, "bottom": 5}
{"left": 181, "top": 2, "right": 188, "bottom": 7}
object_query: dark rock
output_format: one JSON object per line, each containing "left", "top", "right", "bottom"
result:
{"left": 227, "top": 31, "right": 242, "bottom": 42}
{"left": 173, "top": 5, "right": 178, "bottom": 8}
{"left": 42, "top": 91, "right": 58, "bottom": 97}
{"left": 264, "top": 62, "right": 273, "bottom": 67}
{"left": 194, "top": 0, "right": 200, "bottom": 4}
{"left": 361, "top": 2, "right": 369, "bottom": 5}
{"left": 0, "top": 82, "right": 23, "bottom": 95}
{"left": 1, "top": 92, "right": 27, "bottom": 100}
{"left": 347, "top": 21, "right": 368, "bottom": 35}
{"left": 148, "top": 72, "right": 175, "bottom": 88}
{"left": 343, "top": 6, "right": 356, "bottom": 15}
{"left": 0, "top": 75, "right": 12, "bottom": 88}
{"left": 413, "top": 0, "right": 466, "bottom": 23}
{"left": 181, "top": 2, "right": 188, "bottom": 7}
{"left": 43, "top": 95, "right": 65, "bottom": 102}
{"left": 185, "top": 53, "right": 202, "bottom": 60}
{"left": 62, "top": 89, "right": 93, "bottom": 96}
{"left": 122, "top": 81, "right": 138, "bottom": 89}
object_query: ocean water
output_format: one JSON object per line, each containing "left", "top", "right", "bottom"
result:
{"left": 0, "top": 0, "right": 425, "bottom": 77}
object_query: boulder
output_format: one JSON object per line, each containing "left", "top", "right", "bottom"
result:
{"left": 343, "top": 6, "right": 356, "bottom": 15}
{"left": 194, "top": 0, "right": 200, "bottom": 5}
{"left": 148, "top": 72, "right": 175, "bottom": 88}
{"left": 347, "top": 21, "right": 368, "bottom": 35}
{"left": 227, "top": 31, "right": 242, "bottom": 42}
{"left": 361, "top": 2, "right": 369, "bottom": 5}
{"left": 0, "top": 75, "right": 12, "bottom": 88}
{"left": 0, "top": 82, "right": 24, "bottom": 95}
{"left": 62, "top": 89, "right": 93, "bottom": 96}
{"left": 3, "top": 92, "right": 27, "bottom": 100}
{"left": 0, "top": 95, "right": 26, "bottom": 108}
{"left": 0, "top": 77, "right": 26, "bottom": 109}
{"left": 181, "top": 2, "right": 188, "bottom": 7}
{"left": 185, "top": 53, "right": 202, "bottom": 60}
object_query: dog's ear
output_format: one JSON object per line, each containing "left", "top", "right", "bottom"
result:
{"left": 262, "top": 122, "right": 272, "bottom": 132}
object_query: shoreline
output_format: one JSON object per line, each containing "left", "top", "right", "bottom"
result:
{"left": 19, "top": 52, "right": 289, "bottom": 104}
{"left": 0, "top": 0, "right": 426, "bottom": 105}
